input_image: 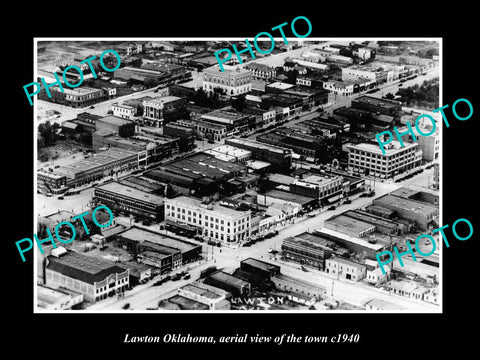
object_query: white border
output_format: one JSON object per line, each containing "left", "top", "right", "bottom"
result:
{"left": 33, "top": 37, "right": 443, "bottom": 314}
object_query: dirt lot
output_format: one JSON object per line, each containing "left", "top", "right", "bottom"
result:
{"left": 37, "top": 139, "right": 91, "bottom": 171}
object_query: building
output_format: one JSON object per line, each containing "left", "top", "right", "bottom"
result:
{"left": 111, "top": 103, "right": 137, "bottom": 120}
{"left": 225, "top": 138, "right": 292, "bottom": 173}
{"left": 54, "top": 149, "right": 139, "bottom": 188}
{"left": 44, "top": 250, "right": 129, "bottom": 303}
{"left": 353, "top": 47, "right": 376, "bottom": 61}
{"left": 201, "top": 108, "right": 255, "bottom": 136}
{"left": 290, "top": 174, "right": 345, "bottom": 205}
{"left": 164, "top": 195, "right": 252, "bottom": 243}
{"left": 96, "top": 115, "right": 136, "bottom": 137}
{"left": 94, "top": 181, "right": 165, "bottom": 221}
{"left": 346, "top": 141, "right": 422, "bottom": 179}
{"left": 37, "top": 171, "right": 68, "bottom": 194}
{"left": 387, "top": 280, "right": 429, "bottom": 301}
{"left": 325, "top": 257, "right": 366, "bottom": 281}
{"left": 271, "top": 273, "right": 326, "bottom": 300}
{"left": 114, "top": 66, "right": 168, "bottom": 84}
{"left": 372, "top": 194, "right": 439, "bottom": 231}
{"left": 92, "top": 129, "right": 180, "bottom": 165}
{"left": 203, "top": 145, "right": 252, "bottom": 163}
{"left": 143, "top": 96, "right": 187, "bottom": 127}
{"left": 37, "top": 285, "right": 84, "bottom": 310}
{"left": 178, "top": 281, "right": 231, "bottom": 310}
{"left": 239, "top": 258, "right": 281, "bottom": 280}
{"left": 115, "top": 226, "right": 201, "bottom": 267}
{"left": 363, "top": 298, "right": 405, "bottom": 311}
{"left": 244, "top": 63, "right": 276, "bottom": 81}
{"left": 324, "top": 214, "right": 376, "bottom": 238}
{"left": 351, "top": 95, "right": 402, "bottom": 116}
{"left": 281, "top": 234, "right": 334, "bottom": 270}
{"left": 160, "top": 294, "right": 210, "bottom": 310}
{"left": 202, "top": 65, "right": 252, "bottom": 96}
{"left": 38, "top": 85, "right": 107, "bottom": 108}
{"left": 163, "top": 122, "right": 196, "bottom": 153}
{"left": 203, "top": 271, "right": 251, "bottom": 297}
{"left": 390, "top": 186, "right": 439, "bottom": 207}
{"left": 323, "top": 80, "right": 355, "bottom": 97}
{"left": 257, "top": 189, "right": 317, "bottom": 212}
{"left": 116, "top": 260, "right": 153, "bottom": 285}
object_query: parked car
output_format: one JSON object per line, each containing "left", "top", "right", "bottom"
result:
{"left": 327, "top": 206, "right": 336, "bottom": 210}
{"left": 183, "top": 273, "right": 191, "bottom": 280}
{"left": 343, "top": 199, "right": 352, "bottom": 204}
{"left": 58, "top": 196, "right": 64, "bottom": 200}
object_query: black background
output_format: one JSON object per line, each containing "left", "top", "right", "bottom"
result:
{"left": 6, "top": 3, "right": 478, "bottom": 355}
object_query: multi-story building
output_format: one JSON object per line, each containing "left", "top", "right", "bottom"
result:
{"left": 325, "top": 257, "right": 366, "bottom": 281}
{"left": 244, "top": 63, "right": 276, "bottom": 82}
{"left": 346, "top": 141, "right": 422, "bottom": 178}
{"left": 201, "top": 108, "right": 255, "bottom": 136}
{"left": 271, "top": 273, "right": 326, "bottom": 300}
{"left": 44, "top": 250, "right": 129, "bottom": 303}
{"left": 290, "top": 174, "right": 345, "bottom": 205}
{"left": 94, "top": 181, "right": 165, "bottom": 221}
{"left": 372, "top": 193, "right": 439, "bottom": 231}
{"left": 323, "top": 80, "right": 355, "bottom": 97}
{"left": 142, "top": 96, "right": 187, "bottom": 127}
{"left": 164, "top": 195, "right": 251, "bottom": 243}
{"left": 353, "top": 47, "right": 376, "bottom": 61}
{"left": 225, "top": 138, "right": 292, "bottom": 173}
{"left": 54, "top": 149, "right": 139, "bottom": 188}
{"left": 37, "top": 171, "right": 67, "bottom": 194}
{"left": 111, "top": 103, "right": 137, "bottom": 120}
{"left": 203, "top": 271, "right": 251, "bottom": 297}
{"left": 281, "top": 233, "right": 334, "bottom": 270}
{"left": 163, "top": 122, "right": 196, "bottom": 153}
{"left": 202, "top": 65, "right": 252, "bottom": 96}
{"left": 96, "top": 115, "right": 136, "bottom": 137}
{"left": 38, "top": 85, "right": 107, "bottom": 108}
{"left": 351, "top": 95, "right": 402, "bottom": 117}
{"left": 324, "top": 214, "right": 376, "bottom": 238}
{"left": 203, "top": 145, "right": 252, "bottom": 163}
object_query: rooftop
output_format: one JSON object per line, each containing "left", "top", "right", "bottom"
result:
{"left": 316, "top": 228, "right": 386, "bottom": 251}
{"left": 167, "top": 195, "right": 249, "bottom": 219}
{"left": 327, "top": 256, "right": 365, "bottom": 268}
{"left": 325, "top": 214, "right": 376, "bottom": 234}
{"left": 163, "top": 294, "right": 209, "bottom": 310}
{"left": 241, "top": 257, "right": 280, "bottom": 272}
{"left": 226, "top": 137, "right": 291, "bottom": 155}
{"left": 264, "top": 189, "right": 316, "bottom": 206}
{"left": 374, "top": 194, "right": 438, "bottom": 215}
{"left": 181, "top": 283, "right": 223, "bottom": 299}
{"left": 144, "top": 96, "right": 183, "bottom": 105}
{"left": 364, "top": 298, "right": 405, "bottom": 310}
{"left": 97, "top": 115, "right": 135, "bottom": 127}
{"left": 209, "top": 271, "right": 250, "bottom": 288}
{"left": 353, "top": 95, "right": 402, "bottom": 109}
{"left": 347, "top": 141, "right": 418, "bottom": 156}
{"left": 273, "top": 273, "right": 327, "bottom": 293}
{"left": 117, "top": 227, "right": 198, "bottom": 253}
{"left": 95, "top": 181, "right": 164, "bottom": 206}
{"left": 46, "top": 250, "right": 127, "bottom": 284}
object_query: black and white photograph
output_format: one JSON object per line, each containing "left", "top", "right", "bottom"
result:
{"left": 32, "top": 37, "right": 442, "bottom": 313}
{"left": 6, "top": 6, "right": 478, "bottom": 354}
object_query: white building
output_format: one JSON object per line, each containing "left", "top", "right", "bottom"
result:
{"left": 164, "top": 196, "right": 251, "bottom": 243}
{"left": 111, "top": 102, "right": 137, "bottom": 120}
{"left": 202, "top": 65, "right": 252, "bottom": 96}
{"left": 346, "top": 141, "right": 423, "bottom": 179}
{"left": 178, "top": 281, "right": 231, "bottom": 310}
{"left": 323, "top": 80, "right": 355, "bottom": 97}
{"left": 325, "top": 257, "right": 366, "bottom": 281}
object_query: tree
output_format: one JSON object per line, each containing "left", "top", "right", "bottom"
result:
{"left": 144, "top": 77, "right": 157, "bottom": 88}
{"left": 38, "top": 121, "right": 56, "bottom": 146}
{"left": 384, "top": 92, "right": 395, "bottom": 100}
{"left": 231, "top": 95, "right": 247, "bottom": 111}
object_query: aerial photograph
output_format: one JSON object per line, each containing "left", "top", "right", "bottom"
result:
{"left": 33, "top": 38, "right": 441, "bottom": 312}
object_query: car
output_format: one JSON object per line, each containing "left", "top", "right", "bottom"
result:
{"left": 425, "top": 239, "right": 431, "bottom": 245}
{"left": 172, "top": 274, "right": 182, "bottom": 281}
{"left": 307, "top": 213, "right": 316, "bottom": 218}
{"left": 183, "top": 274, "right": 191, "bottom": 280}
{"left": 343, "top": 199, "right": 352, "bottom": 204}
{"left": 58, "top": 196, "right": 64, "bottom": 200}
{"left": 207, "top": 139, "right": 215, "bottom": 144}
{"left": 90, "top": 105, "right": 95, "bottom": 109}
{"left": 327, "top": 206, "right": 336, "bottom": 210}
{"left": 122, "top": 303, "right": 130, "bottom": 309}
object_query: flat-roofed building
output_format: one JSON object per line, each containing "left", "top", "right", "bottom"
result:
{"left": 325, "top": 257, "right": 366, "bottom": 281}
{"left": 96, "top": 115, "right": 136, "bottom": 137}
{"left": 94, "top": 181, "right": 164, "bottom": 221}
{"left": 244, "top": 62, "right": 276, "bottom": 81}
{"left": 257, "top": 189, "right": 317, "bottom": 212}
{"left": 203, "top": 271, "right": 251, "bottom": 297}
{"left": 115, "top": 226, "right": 201, "bottom": 268}
{"left": 111, "top": 102, "right": 137, "bottom": 120}
{"left": 44, "top": 250, "right": 129, "bottom": 303}
{"left": 240, "top": 258, "right": 281, "bottom": 280}
{"left": 290, "top": 174, "right": 345, "bottom": 205}
{"left": 372, "top": 194, "right": 438, "bottom": 231}
{"left": 142, "top": 96, "right": 187, "bottom": 127}
{"left": 37, "top": 171, "right": 68, "bottom": 194}
{"left": 272, "top": 273, "right": 326, "bottom": 300}
{"left": 38, "top": 85, "right": 107, "bottom": 108}
{"left": 54, "top": 149, "right": 138, "bottom": 188}
{"left": 324, "top": 214, "right": 376, "bottom": 238}
{"left": 116, "top": 260, "right": 153, "bottom": 285}
{"left": 202, "top": 65, "right": 252, "bottom": 96}
{"left": 390, "top": 185, "right": 439, "bottom": 207}
{"left": 37, "top": 285, "right": 84, "bottom": 310}
{"left": 178, "top": 281, "right": 231, "bottom": 310}
{"left": 343, "top": 210, "right": 401, "bottom": 235}
{"left": 163, "top": 122, "right": 196, "bottom": 153}
{"left": 281, "top": 234, "right": 334, "bottom": 270}
{"left": 164, "top": 195, "right": 251, "bottom": 243}
{"left": 346, "top": 141, "right": 422, "bottom": 179}
{"left": 203, "top": 144, "right": 252, "bottom": 163}
{"left": 363, "top": 298, "right": 405, "bottom": 311}
{"left": 225, "top": 138, "right": 292, "bottom": 173}
{"left": 351, "top": 95, "right": 402, "bottom": 116}
{"left": 160, "top": 294, "right": 210, "bottom": 310}
{"left": 314, "top": 228, "right": 391, "bottom": 261}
